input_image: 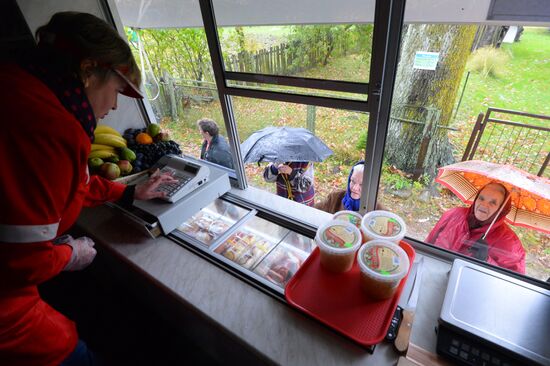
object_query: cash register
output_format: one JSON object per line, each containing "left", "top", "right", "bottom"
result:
{"left": 109, "top": 155, "right": 231, "bottom": 237}
{"left": 153, "top": 155, "right": 210, "bottom": 203}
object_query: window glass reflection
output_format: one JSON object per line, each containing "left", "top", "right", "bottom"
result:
{"left": 378, "top": 24, "right": 549, "bottom": 280}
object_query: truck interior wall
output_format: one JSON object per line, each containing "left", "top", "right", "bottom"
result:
{"left": 115, "top": 0, "right": 550, "bottom": 29}
{"left": 16, "top": 0, "right": 149, "bottom": 132}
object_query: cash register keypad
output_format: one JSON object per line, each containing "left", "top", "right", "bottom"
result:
{"left": 156, "top": 167, "right": 191, "bottom": 198}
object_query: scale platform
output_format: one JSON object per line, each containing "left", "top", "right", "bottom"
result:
{"left": 437, "top": 259, "right": 549, "bottom": 366}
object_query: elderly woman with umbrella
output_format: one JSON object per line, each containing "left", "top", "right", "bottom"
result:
{"left": 241, "top": 127, "right": 333, "bottom": 207}
{"left": 426, "top": 161, "right": 550, "bottom": 274}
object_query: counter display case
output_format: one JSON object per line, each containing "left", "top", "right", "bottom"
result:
{"left": 172, "top": 197, "right": 316, "bottom": 295}
{"left": 177, "top": 199, "right": 249, "bottom": 247}
{"left": 253, "top": 239, "right": 310, "bottom": 287}
{"left": 214, "top": 216, "right": 288, "bottom": 268}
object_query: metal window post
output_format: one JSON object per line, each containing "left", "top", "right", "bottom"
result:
{"left": 361, "top": 0, "right": 407, "bottom": 213}
{"left": 199, "top": 0, "right": 248, "bottom": 189}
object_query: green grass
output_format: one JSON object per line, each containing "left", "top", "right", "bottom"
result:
{"left": 452, "top": 28, "right": 550, "bottom": 150}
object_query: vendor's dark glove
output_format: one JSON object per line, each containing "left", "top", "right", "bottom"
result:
{"left": 468, "top": 238, "right": 489, "bottom": 262}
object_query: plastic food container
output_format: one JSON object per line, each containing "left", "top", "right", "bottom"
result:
{"left": 357, "top": 240, "right": 410, "bottom": 300}
{"left": 315, "top": 220, "right": 362, "bottom": 273}
{"left": 333, "top": 210, "right": 369, "bottom": 243}
{"left": 360, "top": 210, "right": 406, "bottom": 243}
{"left": 332, "top": 210, "right": 362, "bottom": 229}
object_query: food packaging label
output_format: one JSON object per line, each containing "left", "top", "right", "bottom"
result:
{"left": 363, "top": 245, "right": 401, "bottom": 276}
{"left": 321, "top": 224, "right": 360, "bottom": 249}
{"left": 367, "top": 216, "right": 402, "bottom": 237}
{"left": 333, "top": 211, "right": 362, "bottom": 228}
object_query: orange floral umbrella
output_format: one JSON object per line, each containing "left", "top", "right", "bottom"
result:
{"left": 435, "top": 160, "right": 550, "bottom": 234}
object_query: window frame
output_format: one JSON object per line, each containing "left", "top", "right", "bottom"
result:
{"left": 198, "top": 0, "right": 404, "bottom": 199}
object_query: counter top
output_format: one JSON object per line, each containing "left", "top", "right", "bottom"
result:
{"left": 76, "top": 201, "right": 452, "bottom": 365}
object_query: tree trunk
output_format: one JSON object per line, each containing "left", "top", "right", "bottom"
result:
{"left": 385, "top": 24, "right": 477, "bottom": 180}
{"left": 474, "top": 25, "right": 506, "bottom": 49}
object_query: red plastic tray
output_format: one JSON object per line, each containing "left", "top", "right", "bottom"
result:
{"left": 285, "top": 241, "right": 415, "bottom": 347}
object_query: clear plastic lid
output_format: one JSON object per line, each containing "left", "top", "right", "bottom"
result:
{"left": 332, "top": 210, "right": 363, "bottom": 229}
{"left": 315, "top": 220, "right": 362, "bottom": 254}
{"left": 357, "top": 240, "right": 409, "bottom": 282}
{"left": 361, "top": 210, "right": 407, "bottom": 242}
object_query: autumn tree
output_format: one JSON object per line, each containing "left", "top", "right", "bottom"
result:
{"left": 130, "top": 28, "right": 213, "bottom": 82}
{"left": 385, "top": 24, "right": 478, "bottom": 180}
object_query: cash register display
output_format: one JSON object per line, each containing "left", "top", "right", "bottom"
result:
{"left": 183, "top": 164, "right": 198, "bottom": 174}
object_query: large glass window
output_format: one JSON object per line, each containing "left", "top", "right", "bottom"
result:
{"left": 211, "top": 0, "right": 374, "bottom": 82}
{"left": 231, "top": 97, "right": 368, "bottom": 206}
{"left": 378, "top": 24, "right": 550, "bottom": 281}
{"left": 112, "top": 0, "right": 549, "bottom": 283}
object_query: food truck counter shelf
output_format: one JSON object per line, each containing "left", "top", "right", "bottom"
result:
{"left": 75, "top": 193, "right": 456, "bottom": 365}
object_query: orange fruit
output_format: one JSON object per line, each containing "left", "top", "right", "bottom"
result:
{"left": 136, "top": 132, "right": 153, "bottom": 144}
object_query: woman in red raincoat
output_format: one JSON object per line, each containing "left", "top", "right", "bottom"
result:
{"left": 0, "top": 12, "right": 176, "bottom": 366}
{"left": 426, "top": 182, "right": 525, "bottom": 274}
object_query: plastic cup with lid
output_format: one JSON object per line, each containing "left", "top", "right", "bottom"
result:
{"left": 360, "top": 210, "right": 406, "bottom": 244}
{"left": 333, "top": 210, "right": 369, "bottom": 243}
{"left": 315, "top": 219, "right": 362, "bottom": 273}
{"left": 332, "top": 210, "right": 363, "bottom": 229}
{"left": 357, "top": 240, "right": 410, "bottom": 300}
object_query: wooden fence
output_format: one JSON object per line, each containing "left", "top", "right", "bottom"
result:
{"left": 224, "top": 40, "right": 350, "bottom": 75}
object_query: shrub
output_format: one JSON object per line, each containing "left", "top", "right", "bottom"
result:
{"left": 355, "top": 130, "right": 368, "bottom": 151}
{"left": 467, "top": 47, "right": 509, "bottom": 78}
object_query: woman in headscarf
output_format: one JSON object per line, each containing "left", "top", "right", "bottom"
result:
{"left": 315, "top": 161, "right": 366, "bottom": 213}
{"left": 426, "top": 182, "right": 525, "bottom": 273}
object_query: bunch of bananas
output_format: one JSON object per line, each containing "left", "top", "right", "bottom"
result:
{"left": 89, "top": 125, "right": 127, "bottom": 160}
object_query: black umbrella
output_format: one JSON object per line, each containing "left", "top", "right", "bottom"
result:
{"left": 240, "top": 127, "right": 333, "bottom": 164}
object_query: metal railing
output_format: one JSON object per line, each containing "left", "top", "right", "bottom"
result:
{"left": 462, "top": 107, "right": 550, "bottom": 177}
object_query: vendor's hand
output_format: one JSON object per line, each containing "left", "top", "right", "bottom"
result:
{"left": 134, "top": 169, "right": 179, "bottom": 200}
{"left": 61, "top": 236, "right": 97, "bottom": 271}
{"left": 277, "top": 164, "right": 293, "bottom": 175}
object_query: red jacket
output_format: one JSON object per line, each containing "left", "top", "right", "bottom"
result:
{"left": 0, "top": 65, "right": 127, "bottom": 366}
{"left": 425, "top": 207, "right": 525, "bottom": 274}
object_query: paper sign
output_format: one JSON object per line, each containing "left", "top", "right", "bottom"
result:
{"left": 413, "top": 51, "right": 440, "bottom": 70}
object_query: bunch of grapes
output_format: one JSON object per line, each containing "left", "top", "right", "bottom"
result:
{"left": 124, "top": 128, "right": 182, "bottom": 173}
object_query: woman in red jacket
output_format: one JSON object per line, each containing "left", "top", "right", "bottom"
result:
{"left": 426, "top": 182, "right": 525, "bottom": 274}
{"left": 0, "top": 12, "right": 175, "bottom": 366}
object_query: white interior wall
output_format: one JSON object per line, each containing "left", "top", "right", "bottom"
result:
{"left": 114, "top": 0, "right": 550, "bottom": 29}
{"left": 16, "top": 0, "right": 148, "bottom": 133}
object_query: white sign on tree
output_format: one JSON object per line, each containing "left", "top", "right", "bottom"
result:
{"left": 413, "top": 51, "right": 440, "bottom": 70}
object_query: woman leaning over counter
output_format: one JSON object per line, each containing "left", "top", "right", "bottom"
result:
{"left": 0, "top": 12, "right": 176, "bottom": 366}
